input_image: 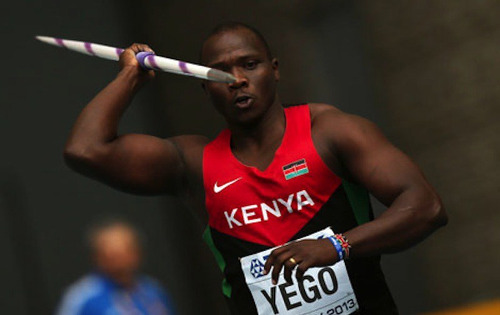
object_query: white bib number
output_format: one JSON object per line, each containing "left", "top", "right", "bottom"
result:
{"left": 240, "top": 228, "right": 359, "bottom": 315}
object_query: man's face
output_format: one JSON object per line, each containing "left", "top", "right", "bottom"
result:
{"left": 201, "top": 28, "right": 280, "bottom": 126}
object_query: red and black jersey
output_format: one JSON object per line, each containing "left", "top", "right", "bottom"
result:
{"left": 202, "top": 104, "right": 397, "bottom": 314}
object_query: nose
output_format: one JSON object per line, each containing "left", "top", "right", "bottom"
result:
{"left": 228, "top": 68, "right": 248, "bottom": 89}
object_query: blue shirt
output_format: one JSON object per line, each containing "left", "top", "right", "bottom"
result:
{"left": 56, "top": 272, "right": 175, "bottom": 315}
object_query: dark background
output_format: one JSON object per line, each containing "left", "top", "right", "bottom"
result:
{"left": 1, "top": 1, "right": 499, "bottom": 314}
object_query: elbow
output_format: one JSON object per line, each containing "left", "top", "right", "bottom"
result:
{"left": 425, "top": 197, "right": 448, "bottom": 230}
{"left": 63, "top": 142, "right": 102, "bottom": 173}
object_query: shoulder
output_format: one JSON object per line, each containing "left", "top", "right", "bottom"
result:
{"left": 137, "top": 275, "right": 172, "bottom": 298}
{"left": 307, "top": 103, "right": 390, "bottom": 179}
{"left": 169, "top": 135, "right": 210, "bottom": 155}
{"left": 137, "top": 275, "right": 176, "bottom": 310}
{"left": 169, "top": 135, "right": 210, "bottom": 170}
{"left": 138, "top": 275, "right": 165, "bottom": 291}
{"left": 309, "top": 103, "right": 373, "bottom": 128}
{"left": 309, "top": 102, "right": 385, "bottom": 147}
{"left": 308, "top": 102, "right": 342, "bottom": 117}
{"left": 55, "top": 274, "right": 105, "bottom": 315}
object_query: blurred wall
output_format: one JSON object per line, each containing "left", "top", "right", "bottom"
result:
{"left": 358, "top": 0, "right": 500, "bottom": 312}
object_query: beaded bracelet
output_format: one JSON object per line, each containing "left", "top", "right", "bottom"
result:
{"left": 334, "top": 233, "right": 351, "bottom": 259}
{"left": 327, "top": 236, "right": 344, "bottom": 260}
{"left": 327, "top": 233, "right": 351, "bottom": 261}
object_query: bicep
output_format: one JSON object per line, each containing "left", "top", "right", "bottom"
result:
{"left": 84, "top": 134, "right": 185, "bottom": 195}
{"left": 336, "top": 117, "right": 431, "bottom": 206}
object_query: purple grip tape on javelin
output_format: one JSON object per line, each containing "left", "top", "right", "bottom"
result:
{"left": 136, "top": 51, "right": 155, "bottom": 70}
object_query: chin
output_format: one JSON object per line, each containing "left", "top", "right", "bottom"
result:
{"left": 229, "top": 108, "right": 264, "bottom": 126}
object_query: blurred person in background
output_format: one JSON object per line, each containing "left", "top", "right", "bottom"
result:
{"left": 56, "top": 217, "right": 175, "bottom": 315}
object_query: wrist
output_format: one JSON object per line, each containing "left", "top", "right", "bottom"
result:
{"left": 116, "top": 66, "right": 150, "bottom": 92}
{"left": 327, "top": 234, "right": 351, "bottom": 262}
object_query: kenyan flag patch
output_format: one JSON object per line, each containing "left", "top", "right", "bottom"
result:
{"left": 283, "top": 159, "right": 309, "bottom": 180}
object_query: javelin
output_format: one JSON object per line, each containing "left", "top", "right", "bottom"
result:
{"left": 35, "top": 36, "right": 236, "bottom": 83}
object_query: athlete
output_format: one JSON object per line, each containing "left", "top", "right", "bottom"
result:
{"left": 64, "top": 22, "right": 447, "bottom": 314}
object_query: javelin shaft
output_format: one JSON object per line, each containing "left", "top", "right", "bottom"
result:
{"left": 35, "top": 36, "right": 236, "bottom": 83}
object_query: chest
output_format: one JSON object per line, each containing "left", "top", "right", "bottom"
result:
{"left": 204, "top": 135, "right": 341, "bottom": 246}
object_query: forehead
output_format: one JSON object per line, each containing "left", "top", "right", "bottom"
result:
{"left": 201, "top": 28, "right": 267, "bottom": 65}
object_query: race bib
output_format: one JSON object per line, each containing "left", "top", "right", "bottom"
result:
{"left": 240, "top": 227, "right": 359, "bottom": 315}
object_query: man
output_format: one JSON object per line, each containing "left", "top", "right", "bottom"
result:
{"left": 56, "top": 218, "right": 175, "bottom": 315}
{"left": 64, "top": 22, "right": 447, "bottom": 314}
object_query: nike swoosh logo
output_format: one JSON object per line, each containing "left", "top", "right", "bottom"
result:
{"left": 214, "top": 177, "right": 242, "bottom": 193}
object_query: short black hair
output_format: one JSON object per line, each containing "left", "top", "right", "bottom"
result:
{"left": 201, "top": 21, "right": 273, "bottom": 61}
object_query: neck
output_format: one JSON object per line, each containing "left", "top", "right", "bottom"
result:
{"left": 229, "top": 100, "right": 284, "bottom": 151}
{"left": 115, "top": 274, "right": 135, "bottom": 289}
{"left": 99, "top": 270, "right": 136, "bottom": 289}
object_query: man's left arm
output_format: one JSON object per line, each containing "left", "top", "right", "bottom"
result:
{"left": 332, "top": 113, "right": 447, "bottom": 257}
{"left": 264, "top": 108, "right": 447, "bottom": 283}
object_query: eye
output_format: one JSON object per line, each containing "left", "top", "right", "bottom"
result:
{"left": 245, "top": 60, "right": 258, "bottom": 70}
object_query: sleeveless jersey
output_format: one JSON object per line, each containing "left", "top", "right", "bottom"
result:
{"left": 202, "top": 104, "right": 398, "bottom": 314}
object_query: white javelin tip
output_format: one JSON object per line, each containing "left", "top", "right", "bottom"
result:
{"left": 36, "top": 35, "right": 58, "bottom": 46}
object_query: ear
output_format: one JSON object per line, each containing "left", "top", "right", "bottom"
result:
{"left": 271, "top": 58, "right": 280, "bottom": 81}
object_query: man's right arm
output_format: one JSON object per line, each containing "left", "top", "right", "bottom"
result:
{"left": 64, "top": 44, "right": 206, "bottom": 195}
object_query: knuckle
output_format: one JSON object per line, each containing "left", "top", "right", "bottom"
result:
{"left": 272, "top": 247, "right": 283, "bottom": 256}
{"left": 278, "top": 251, "right": 292, "bottom": 262}
{"left": 276, "top": 256, "right": 286, "bottom": 265}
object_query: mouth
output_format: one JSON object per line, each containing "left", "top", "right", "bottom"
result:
{"left": 233, "top": 94, "right": 254, "bottom": 109}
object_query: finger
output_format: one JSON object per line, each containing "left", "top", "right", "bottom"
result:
{"left": 130, "top": 43, "right": 155, "bottom": 54}
{"left": 121, "top": 47, "right": 136, "bottom": 56}
{"left": 271, "top": 251, "right": 293, "bottom": 285}
{"left": 128, "top": 44, "right": 141, "bottom": 54}
{"left": 263, "top": 252, "right": 275, "bottom": 275}
{"left": 283, "top": 258, "right": 298, "bottom": 284}
{"left": 296, "top": 260, "right": 312, "bottom": 281}
{"left": 271, "top": 260, "right": 282, "bottom": 285}
{"left": 118, "top": 48, "right": 139, "bottom": 67}
{"left": 263, "top": 246, "right": 287, "bottom": 275}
